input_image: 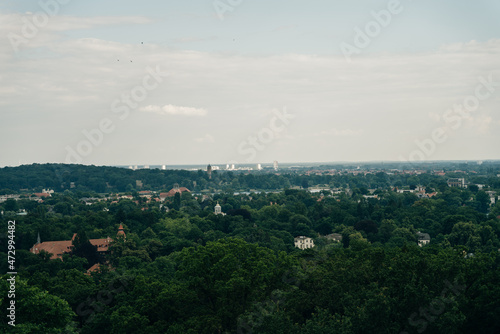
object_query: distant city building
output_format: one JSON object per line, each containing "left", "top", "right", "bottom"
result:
{"left": 416, "top": 232, "right": 431, "bottom": 247}
{"left": 294, "top": 236, "right": 315, "bottom": 250}
{"left": 273, "top": 161, "right": 279, "bottom": 171}
{"left": 0, "top": 194, "right": 20, "bottom": 203}
{"left": 207, "top": 164, "right": 212, "bottom": 179}
{"left": 16, "top": 209, "right": 27, "bottom": 216}
{"left": 257, "top": 163, "right": 262, "bottom": 170}
{"left": 486, "top": 191, "right": 497, "bottom": 205}
{"left": 447, "top": 178, "right": 467, "bottom": 188}
{"left": 161, "top": 165, "right": 166, "bottom": 170}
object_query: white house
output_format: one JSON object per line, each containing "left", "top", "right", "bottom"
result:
{"left": 447, "top": 178, "right": 467, "bottom": 188}
{"left": 294, "top": 236, "right": 315, "bottom": 250}
{"left": 416, "top": 232, "right": 431, "bottom": 247}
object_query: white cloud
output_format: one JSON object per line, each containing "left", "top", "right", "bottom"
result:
{"left": 0, "top": 14, "right": 152, "bottom": 53}
{"left": 140, "top": 104, "right": 207, "bottom": 116}
{"left": 0, "top": 29, "right": 499, "bottom": 165}
{"left": 1, "top": 13, "right": 151, "bottom": 32}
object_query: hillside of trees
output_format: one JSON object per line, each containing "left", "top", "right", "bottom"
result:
{"left": 1, "top": 163, "right": 500, "bottom": 333}
{"left": 1, "top": 162, "right": 499, "bottom": 194}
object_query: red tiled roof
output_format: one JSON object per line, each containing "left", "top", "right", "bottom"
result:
{"left": 117, "top": 224, "right": 126, "bottom": 238}
{"left": 85, "top": 262, "right": 114, "bottom": 275}
{"left": 91, "top": 237, "right": 113, "bottom": 252}
{"left": 161, "top": 187, "right": 190, "bottom": 198}
{"left": 30, "top": 240, "right": 72, "bottom": 260}
{"left": 86, "top": 263, "right": 101, "bottom": 274}
{"left": 30, "top": 236, "right": 113, "bottom": 260}
{"left": 34, "top": 193, "right": 51, "bottom": 198}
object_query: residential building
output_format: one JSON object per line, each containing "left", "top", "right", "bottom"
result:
{"left": 416, "top": 232, "right": 431, "bottom": 247}
{"left": 447, "top": 178, "right": 467, "bottom": 188}
{"left": 294, "top": 236, "right": 315, "bottom": 250}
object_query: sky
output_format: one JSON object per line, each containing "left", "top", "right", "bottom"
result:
{"left": 1, "top": 0, "right": 499, "bottom": 167}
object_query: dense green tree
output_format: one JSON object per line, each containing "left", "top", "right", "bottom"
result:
{"left": 0, "top": 277, "right": 77, "bottom": 333}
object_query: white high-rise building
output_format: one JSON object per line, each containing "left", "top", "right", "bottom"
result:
{"left": 273, "top": 161, "right": 279, "bottom": 171}
{"left": 257, "top": 163, "right": 262, "bottom": 170}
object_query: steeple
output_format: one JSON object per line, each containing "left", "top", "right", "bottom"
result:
{"left": 117, "top": 224, "right": 126, "bottom": 239}
{"left": 207, "top": 164, "right": 212, "bottom": 179}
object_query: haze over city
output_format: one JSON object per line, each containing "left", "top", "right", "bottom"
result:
{"left": 1, "top": 0, "right": 499, "bottom": 167}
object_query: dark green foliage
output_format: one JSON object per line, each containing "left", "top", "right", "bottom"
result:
{"left": 2, "top": 163, "right": 500, "bottom": 333}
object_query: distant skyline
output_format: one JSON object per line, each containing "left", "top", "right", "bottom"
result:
{"left": 1, "top": 0, "right": 499, "bottom": 167}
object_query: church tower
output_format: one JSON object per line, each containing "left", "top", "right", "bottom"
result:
{"left": 214, "top": 202, "right": 222, "bottom": 215}
{"left": 207, "top": 164, "right": 212, "bottom": 179}
{"left": 117, "top": 224, "right": 126, "bottom": 240}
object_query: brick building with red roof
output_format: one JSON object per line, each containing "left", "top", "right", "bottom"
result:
{"left": 159, "top": 184, "right": 190, "bottom": 200}
{"left": 30, "top": 225, "right": 125, "bottom": 260}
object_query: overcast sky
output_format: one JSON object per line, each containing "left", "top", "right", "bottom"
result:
{"left": 1, "top": 0, "right": 499, "bottom": 167}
